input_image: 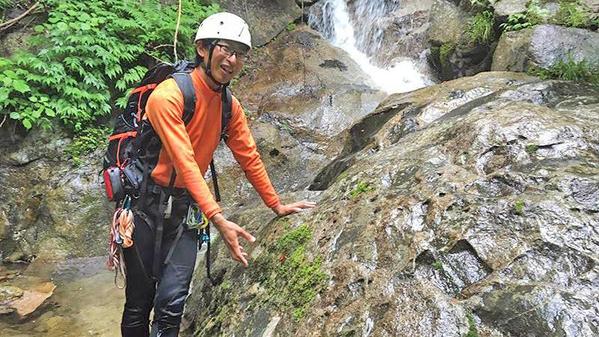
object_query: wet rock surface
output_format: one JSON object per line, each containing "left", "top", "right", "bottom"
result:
{"left": 427, "top": 0, "right": 496, "bottom": 81}
{"left": 493, "top": 0, "right": 528, "bottom": 18}
{"left": 0, "top": 128, "right": 111, "bottom": 262}
{"left": 215, "top": 0, "right": 302, "bottom": 47}
{"left": 214, "top": 25, "right": 385, "bottom": 210}
{"left": 186, "top": 72, "right": 599, "bottom": 337}
{"left": 492, "top": 24, "right": 599, "bottom": 72}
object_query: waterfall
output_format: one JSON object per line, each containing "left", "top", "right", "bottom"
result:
{"left": 309, "top": 0, "right": 433, "bottom": 94}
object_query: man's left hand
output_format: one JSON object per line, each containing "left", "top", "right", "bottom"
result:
{"left": 271, "top": 200, "right": 316, "bottom": 217}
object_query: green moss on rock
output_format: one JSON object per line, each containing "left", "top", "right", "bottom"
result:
{"left": 251, "top": 223, "right": 327, "bottom": 321}
{"left": 440, "top": 42, "right": 457, "bottom": 69}
{"left": 465, "top": 313, "right": 479, "bottom": 337}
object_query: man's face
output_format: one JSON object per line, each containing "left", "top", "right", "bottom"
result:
{"left": 197, "top": 40, "right": 248, "bottom": 84}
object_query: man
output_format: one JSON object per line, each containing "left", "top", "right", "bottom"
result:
{"left": 120, "top": 12, "right": 315, "bottom": 337}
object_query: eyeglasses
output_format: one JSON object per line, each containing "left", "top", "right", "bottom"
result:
{"left": 215, "top": 43, "right": 248, "bottom": 61}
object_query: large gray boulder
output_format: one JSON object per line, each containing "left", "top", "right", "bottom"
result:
{"left": 185, "top": 72, "right": 599, "bottom": 337}
{"left": 493, "top": 0, "right": 528, "bottom": 18}
{"left": 492, "top": 24, "right": 599, "bottom": 72}
{"left": 427, "top": 0, "right": 468, "bottom": 46}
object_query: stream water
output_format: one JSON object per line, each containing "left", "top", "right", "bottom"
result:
{"left": 309, "top": 0, "right": 434, "bottom": 94}
{"left": 0, "top": 257, "right": 124, "bottom": 337}
{"left": 0, "top": 257, "right": 198, "bottom": 337}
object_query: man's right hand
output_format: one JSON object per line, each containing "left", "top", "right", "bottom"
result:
{"left": 210, "top": 213, "right": 255, "bottom": 267}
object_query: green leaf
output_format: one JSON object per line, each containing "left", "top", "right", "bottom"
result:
{"left": 13, "top": 80, "right": 31, "bottom": 93}
{"left": 32, "top": 107, "right": 43, "bottom": 119}
{"left": 22, "top": 119, "right": 32, "bottom": 129}
{"left": 29, "top": 96, "right": 38, "bottom": 102}
{"left": 56, "top": 22, "right": 68, "bottom": 30}
{"left": 34, "top": 25, "right": 45, "bottom": 33}
{"left": 10, "top": 112, "right": 20, "bottom": 120}
{"left": 4, "top": 70, "right": 17, "bottom": 79}
{"left": 0, "top": 89, "right": 9, "bottom": 102}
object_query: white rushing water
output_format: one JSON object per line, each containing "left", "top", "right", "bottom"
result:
{"left": 309, "top": 0, "right": 433, "bottom": 94}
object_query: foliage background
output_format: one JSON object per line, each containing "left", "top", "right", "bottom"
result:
{"left": 0, "top": 0, "right": 218, "bottom": 132}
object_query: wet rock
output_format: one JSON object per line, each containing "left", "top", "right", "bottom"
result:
{"left": 0, "top": 285, "right": 24, "bottom": 302}
{"left": 377, "top": 0, "right": 435, "bottom": 63}
{"left": 584, "top": 0, "right": 599, "bottom": 13}
{"left": 6, "top": 281, "right": 55, "bottom": 318}
{"left": 492, "top": 24, "right": 599, "bottom": 72}
{"left": 216, "top": 0, "right": 302, "bottom": 47}
{"left": 308, "top": 0, "right": 435, "bottom": 67}
{"left": 0, "top": 267, "right": 19, "bottom": 282}
{"left": 493, "top": 0, "right": 528, "bottom": 18}
{"left": 427, "top": 0, "right": 495, "bottom": 80}
{"left": 0, "top": 127, "right": 112, "bottom": 262}
{"left": 313, "top": 71, "right": 538, "bottom": 187}
{"left": 187, "top": 72, "right": 599, "bottom": 337}
{"left": 0, "top": 285, "right": 24, "bottom": 317}
{"left": 214, "top": 25, "right": 384, "bottom": 209}
{"left": 349, "top": 0, "right": 434, "bottom": 65}
{"left": 0, "top": 210, "right": 8, "bottom": 241}
{"left": 465, "top": 245, "right": 594, "bottom": 337}
{"left": 16, "top": 287, "right": 55, "bottom": 318}
{"left": 427, "top": 0, "right": 469, "bottom": 46}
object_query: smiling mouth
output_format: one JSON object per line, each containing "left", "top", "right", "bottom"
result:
{"left": 220, "top": 65, "right": 233, "bottom": 75}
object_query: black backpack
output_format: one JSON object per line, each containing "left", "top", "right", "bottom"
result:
{"left": 102, "top": 60, "right": 231, "bottom": 204}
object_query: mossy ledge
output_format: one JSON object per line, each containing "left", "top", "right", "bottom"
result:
{"left": 250, "top": 223, "right": 328, "bottom": 321}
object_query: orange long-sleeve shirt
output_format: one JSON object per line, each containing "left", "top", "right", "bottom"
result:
{"left": 145, "top": 67, "right": 280, "bottom": 219}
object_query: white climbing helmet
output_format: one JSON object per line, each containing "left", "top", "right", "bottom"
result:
{"left": 194, "top": 12, "right": 252, "bottom": 50}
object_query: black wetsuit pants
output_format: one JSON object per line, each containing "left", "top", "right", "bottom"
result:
{"left": 120, "top": 187, "right": 197, "bottom": 337}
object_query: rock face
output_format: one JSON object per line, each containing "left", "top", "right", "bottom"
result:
{"left": 0, "top": 128, "right": 111, "bottom": 262}
{"left": 493, "top": 0, "right": 528, "bottom": 18}
{"left": 493, "top": 24, "right": 599, "bottom": 72}
{"left": 212, "top": 25, "right": 385, "bottom": 210}
{"left": 582, "top": 0, "right": 599, "bottom": 13}
{"left": 185, "top": 72, "right": 599, "bottom": 337}
{"left": 369, "top": 0, "right": 435, "bottom": 64}
{"left": 427, "top": 0, "right": 469, "bottom": 46}
{"left": 427, "top": 0, "right": 495, "bottom": 81}
{"left": 216, "top": 0, "right": 302, "bottom": 47}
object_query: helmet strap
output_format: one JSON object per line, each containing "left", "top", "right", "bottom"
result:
{"left": 204, "top": 41, "right": 230, "bottom": 90}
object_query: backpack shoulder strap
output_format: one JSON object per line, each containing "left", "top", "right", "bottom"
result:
{"left": 221, "top": 86, "right": 232, "bottom": 141}
{"left": 171, "top": 72, "right": 196, "bottom": 125}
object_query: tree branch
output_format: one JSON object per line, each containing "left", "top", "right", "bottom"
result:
{"left": 0, "top": 2, "right": 40, "bottom": 31}
{"left": 153, "top": 44, "right": 174, "bottom": 50}
{"left": 173, "top": 0, "right": 182, "bottom": 62}
{"left": 0, "top": 114, "right": 7, "bottom": 128}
